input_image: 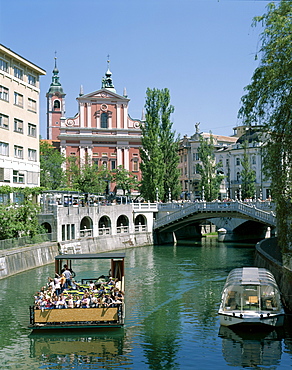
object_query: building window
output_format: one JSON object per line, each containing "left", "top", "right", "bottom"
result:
{"left": 226, "top": 158, "right": 229, "bottom": 166}
{"left": 28, "top": 74, "right": 36, "bottom": 86}
{"left": 0, "top": 59, "right": 8, "bottom": 72}
{"left": 133, "top": 160, "right": 138, "bottom": 172}
{"left": 0, "top": 86, "right": 9, "bottom": 101}
{"left": 14, "top": 92, "right": 23, "bottom": 107}
{"left": 236, "top": 157, "right": 240, "bottom": 166}
{"left": 28, "top": 148, "right": 37, "bottom": 161}
{"left": 14, "top": 145, "right": 23, "bottom": 159}
{"left": 236, "top": 172, "right": 240, "bottom": 181}
{"left": 54, "top": 100, "right": 60, "bottom": 110}
{"left": 252, "top": 156, "right": 256, "bottom": 165}
{"left": 0, "top": 142, "right": 9, "bottom": 156}
{"left": 111, "top": 160, "right": 116, "bottom": 170}
{"left": 14, "top": 119, "right": 23, "bottom": 133}
{"left": 0, "top": 114, "right": 9, "bottom": 130}
{"left": 101, "top": 112, "right": 108, "bottom": 128}
{"left": 14, "top": 66, "right": 23, "bottom": 80}
{"left": 13, "top": 170, "right": 24, "bottom": 183}
{"left": 28, "top": 123, "right": 36, "bottom": 137}
{"left": 28, "top": 98, "right": 36, "bottom": 112}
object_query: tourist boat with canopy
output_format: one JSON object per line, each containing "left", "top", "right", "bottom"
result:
{"left": 29, "top": 252, "right": 125, "bottom": 330}
{"left": 218, "top": 267, "right": 285, "bottom": 328}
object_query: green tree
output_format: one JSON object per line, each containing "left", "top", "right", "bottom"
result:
{"left": 159, "top": 88, "right": 181, "bottom": 202}
{"left": 238, "top": 0, "right": 292, "bottom": 248}
{"left": 40, "top": 141, "right": 66, "bottom": 190}
{"left": 140, "top": 88, "right": 180, "bottom": 202}
{"left": 197, "top": 134, "right": 223, "bottom": 201}
{"left": 0, "top": 186, "right": 44, "bottom": 240}
{"left": 66, "top": 155, "right": 111, "bottom": 194}
{"left": 111, "top": 166, "right": 139, "bottom": 196}
{"left": 240, "top": 140, "right": 256, "bottom": 200}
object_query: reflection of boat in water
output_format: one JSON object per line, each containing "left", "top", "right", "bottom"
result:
{"left": 218, "top": 267, "right": 285, "bottom": 328}
{"left": 29, "top": 331, "right": 124, "bottom": 358}
{"left": 29, "top": 253, "right": 125, "bottom": 330}
{"left": 218, "top": 325, "right": 283, "bottom": 368}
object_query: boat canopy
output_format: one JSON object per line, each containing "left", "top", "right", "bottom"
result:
{"left": 55, "top": 253, "right": 126, "bottom": 261}
{"left": 224, "top": 267, "right": 278, "bottom": 288}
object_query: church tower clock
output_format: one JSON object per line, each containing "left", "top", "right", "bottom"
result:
{"left": 46, "top": 57, "right": 66, "bottom": 140}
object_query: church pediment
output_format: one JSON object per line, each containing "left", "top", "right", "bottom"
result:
{"left": 79, "top": 88, "right": 129, "bottom": 102}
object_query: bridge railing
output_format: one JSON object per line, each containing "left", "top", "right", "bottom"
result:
{"left": 154, "top": 201, "right": 276, "bottom": 230}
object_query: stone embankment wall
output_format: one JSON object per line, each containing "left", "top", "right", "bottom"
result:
{"left": 255, "top": 238, "right": 292, "bottom": 313}
{"left": 0, "top": 232, "right": 153, "bottom": 280}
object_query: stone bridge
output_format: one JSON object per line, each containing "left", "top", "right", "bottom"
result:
{"left": 154, "top": 201, "right": 276, "bottom": 243}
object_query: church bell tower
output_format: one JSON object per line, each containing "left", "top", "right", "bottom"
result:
{"left": 46, "top": 56, "right": 66, "bottom": 140}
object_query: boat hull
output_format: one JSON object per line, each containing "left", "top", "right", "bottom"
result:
{"left": 29, "top": 306, "right": 124, "bottom": 330}
{"left": 219, "top": 312, "right": 284, "bottom": 328}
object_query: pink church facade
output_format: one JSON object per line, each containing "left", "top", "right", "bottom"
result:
{"left": 46, "top": 60, "right": 143, "bottom": 193}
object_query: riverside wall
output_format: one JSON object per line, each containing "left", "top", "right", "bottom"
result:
{"left": 0, "top": 232, "right": 153, "bottom": 280}
{"left": 255, "top": 238, "right": 292, "bottom": 313}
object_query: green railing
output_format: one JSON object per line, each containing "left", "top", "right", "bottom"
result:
{"left": 0, "top": 232, "right": 57, "bottom": 251}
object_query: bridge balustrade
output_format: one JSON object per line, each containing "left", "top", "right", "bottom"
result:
{"left": 154, "top": 201, "right": 276, "bottom": 230}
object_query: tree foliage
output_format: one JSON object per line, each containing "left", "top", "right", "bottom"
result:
{"left": 40, "top": 141, "right": 66, "bottom": 190}
{"left": 197, "top": 134, "right": 223, "bottom": 201}
{"left": 66, "top": 155, "right": 112, "bottom": 194}
{"left": 140, "top": 88, "right": 180, "bottom": 202}
{"left": 111, "top": 166, "right": 139, "bottom": 195}
{"left": 240, "top": 140, "right": 256, "bottom": 200}
{"left": 0, "top": 186, "right": 44, "bottom": 240}
{"left": 238, "top": 0, "right": 292, "bottom": 247}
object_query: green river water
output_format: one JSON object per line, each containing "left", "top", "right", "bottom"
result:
{"left": 0, "top": 239, "right": 292, "bottom": 369}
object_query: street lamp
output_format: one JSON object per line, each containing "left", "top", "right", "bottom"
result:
{"left": 239, "top": 184, "right": 242, "bottom": 201}
{"left": 202, "top": 186, "right": 205, "bottom": 201}
{"left": 156, "top": 187, "right": 159, "bottom": 203}
{"left": 168, "top": 188, "right": 171, "bottom": 202}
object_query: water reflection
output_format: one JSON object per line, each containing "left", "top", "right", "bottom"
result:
{"left": 29, "top": 330, "right": 128, "bottom": 368}
{"left": 218, "top": 325, "right": 283, "bottom": 368}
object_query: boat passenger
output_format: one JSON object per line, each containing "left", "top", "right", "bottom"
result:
{"left": 53, "top": 274, "right": 61, "bottom": 296}
{"left": 81, "top": 293, "right": 90, "bottom": 308}
{"left": 56, "top": 294, "right": 67, "bottom": 309}
{"left": 67, "top": 294, "right": 74, "bottom": 309}
{"left": 63, "top": 266, "right": 72, "bottom": 289}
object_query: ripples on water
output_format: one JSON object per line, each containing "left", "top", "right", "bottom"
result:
{"left": 0, "top": 240, "right": 292, "bottom": 369}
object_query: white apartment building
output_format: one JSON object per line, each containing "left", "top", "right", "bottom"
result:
{"left": 0, "top": 44, "right": 46, "bottom": 194}
{"left": 216, "top": 126, "right": 271, "bottom": 201}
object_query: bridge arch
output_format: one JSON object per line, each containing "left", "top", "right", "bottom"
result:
{"left": 99, "top": 215, "right": 112, "bottom": 235}
{"left": 80, "top": 216, "right": 93, "bottom": 238}
{"left": 134, "top": 214, "right": 147, "bottom": 232}
{"left": 117, "top": 215, "right": 129, "bottom": 233}
{"left": 41, "top": 222, "right": 52, "bottom": 234}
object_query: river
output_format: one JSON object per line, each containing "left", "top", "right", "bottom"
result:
{"left": 0, "top": 239, "right": 292, "bottom": 369}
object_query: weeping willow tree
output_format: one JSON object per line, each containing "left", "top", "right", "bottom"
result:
{"left": 238, "top": 1, "right": 292, "bottom": 248}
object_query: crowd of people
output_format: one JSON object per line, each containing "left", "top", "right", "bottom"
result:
{"left": 34, "top": 265, "right": 124, "bottom": 310}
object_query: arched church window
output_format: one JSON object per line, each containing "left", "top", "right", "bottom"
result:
{"left": 101, "top": 112, "right": 108, "bottom": 128}
{"left": 54, "top": 100, "right": 60, "bottom": 110}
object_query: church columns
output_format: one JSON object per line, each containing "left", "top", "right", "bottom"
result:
{"left": 87, "top": 103, "right": 91, "bottom": 128}
{"left": 117, "top": 103, "right": 121, "bottom": 128}
{"left": 123, "top": 104, "right": 128, "bottom": 128}
{"left": 80, "top": 103, "right": 85, "bottom": 127}
{"left": 116, "top": 146, "right": 130, "bottom": 170}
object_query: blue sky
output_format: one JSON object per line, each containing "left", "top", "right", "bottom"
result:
{"left": 0, "top": 0, "right": 272, "bottom": 139}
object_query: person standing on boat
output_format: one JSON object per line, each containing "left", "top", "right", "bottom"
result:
{"left": 63, "top": 266, "right": 72, "bottom": 289}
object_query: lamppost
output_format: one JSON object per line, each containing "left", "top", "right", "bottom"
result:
{"left": 156, "top": 187, "right": 159, "bottom": 203}
{"left": 239, "top": 184, "right": 242, "bottom": 201}
{"left": 168, "top": 188, "right": 171, "bottom": 202}
{"left": 202, "top": 186, "right": 205, "bottom": 201}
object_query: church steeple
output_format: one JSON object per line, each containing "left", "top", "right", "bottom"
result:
{"left": 46, "top": 54, "right": 66, "bottom": 140}
{"left": 101, "top": 56, "right": 116, "bottom": 93}
{"left": 48, "top": 56, "right": 64, "bottom": 94}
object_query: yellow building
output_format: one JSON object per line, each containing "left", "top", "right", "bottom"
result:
{"left": 0, "top": 44, "right": 46, "bottom": 193}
